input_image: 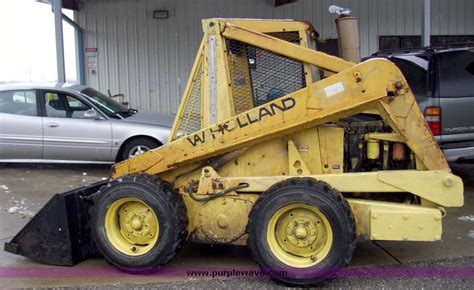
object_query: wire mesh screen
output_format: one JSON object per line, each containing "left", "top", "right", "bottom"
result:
{"left": 175, "top": 64, "right": 203, "bottom": 139}
{"left": 226, "top": 32, "right": 306, "bottom": 114}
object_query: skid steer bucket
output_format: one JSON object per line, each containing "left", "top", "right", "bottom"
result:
{"left": 3, "top": 180, "right": 106, "bottom": 265}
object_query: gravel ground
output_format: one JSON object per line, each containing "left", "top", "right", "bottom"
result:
{"left": 77, "top": 257, "right": 474, "bottom": 289}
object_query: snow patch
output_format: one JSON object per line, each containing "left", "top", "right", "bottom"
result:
{"left": 7, "top": 206, "right": 19, "bottom": 214}
{"left": 468, "top": 231, "right": 474, "bottom": 239}
{"left": 18, "top": 209, "right": 34, "bottom": 217}
{"left": 0, "top": 185, "right": 9, "bottom": 190}
{"left": 6, "top": 198, "right": 35, "bottom": 217}
{"left": 458, "top": 215, "right": 474, "bottom": 222}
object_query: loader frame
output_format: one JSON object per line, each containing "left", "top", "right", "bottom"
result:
{"left": 109, "top": 19, "right": 462, "bottom": 244}
{"left": 5, "top": 19, "right": 464, "bottom": 271}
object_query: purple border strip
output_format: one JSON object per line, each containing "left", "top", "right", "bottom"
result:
{"left": 1, "top": 266, "right": 474, "bottom": 279}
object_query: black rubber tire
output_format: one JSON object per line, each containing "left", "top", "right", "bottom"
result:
{"left": 119, "top": 137, "right": 161, "bottom": 161}
{"left": 90, "top": 174, "right": 187, "bottom": 273}
{"left": 247, "top": 178, "right": 356, "bottom": 287}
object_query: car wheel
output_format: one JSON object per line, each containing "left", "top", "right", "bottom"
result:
{"left": 120, "top": 137, "right": 161, "bottom": 161}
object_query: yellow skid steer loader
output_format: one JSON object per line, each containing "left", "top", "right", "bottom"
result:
{"left": 5, "top": 19, "right": 463, "bottom": 286}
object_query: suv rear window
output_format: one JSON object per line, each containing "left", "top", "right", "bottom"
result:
{"left": 389, "top": 55, "right": 428, "bottom": 96}
{"left": 438, "top": 49, "right": 474, "bottom": 98}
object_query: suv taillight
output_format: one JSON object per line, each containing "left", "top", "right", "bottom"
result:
{"left": 424, "top": 106, "right": 442, "bottom": 136}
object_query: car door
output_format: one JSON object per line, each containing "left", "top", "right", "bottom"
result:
{"left": 40, "top": 90, "right": 113, "bottom": 162}
{"left": 437, "top": 49, "right": 474, "bottom": 143}
{"left": 0, "top": 89, "right": 43, "bottom": 160}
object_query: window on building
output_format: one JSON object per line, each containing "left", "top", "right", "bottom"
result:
{"left": 379, "top": 35, "right": 474, "bottom": 51}
{"left": 379, "top": 36, "right": 422, "bottom": 51}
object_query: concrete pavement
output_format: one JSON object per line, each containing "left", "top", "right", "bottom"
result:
{"left": 0, "top": 163, "right": 473, "bottom": 288}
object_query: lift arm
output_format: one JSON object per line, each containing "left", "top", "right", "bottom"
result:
{"left": 112, "top": 58, "right": 448, "bottom": 179}
{"left": 220, "top": 22, "right": 354, "bottom": 73}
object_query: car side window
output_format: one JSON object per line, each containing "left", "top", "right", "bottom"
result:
{"left": 438, "top": 50, "right": 474, "bottom": 98}
{"left": 389, "top": 55, "right": 428, "bottom": 96}
{"left": 66, "top": 95, "right": 91, "bottom": 118}
{"left": 44, "top": 92, "right": 91, "bottom": 119}
{"left": 0, "top": 90, "right": 38, "bottom": 116}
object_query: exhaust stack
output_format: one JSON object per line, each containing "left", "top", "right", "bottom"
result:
{"left": 329, "top": 5, "right": 361, "bottom": 63}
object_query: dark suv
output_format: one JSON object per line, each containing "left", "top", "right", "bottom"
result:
{"left": 370, "top": 44, "right": 474, "bottom": 163}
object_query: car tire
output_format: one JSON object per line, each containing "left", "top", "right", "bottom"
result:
{"left": 120, "top": 137, "right": 161, "bottom": 161}
{"left": 89, "top": 174, "right": 187, "bottom": 273}
{"left": 247, "top": 177, "right": 356, "bottom": 287}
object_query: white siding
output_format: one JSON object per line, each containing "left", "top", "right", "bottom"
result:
{"left": 76, "top": 0, "right": 474, "bottom": 114}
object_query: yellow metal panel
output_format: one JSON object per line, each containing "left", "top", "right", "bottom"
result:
{"left": 299, "top": 30, "right": 317, "bottom": 86}
{"left": 118, "top": 150, "right": 164, "bottom": 174}
{"left": 317, "top": 127, "right": 344, "bottom": 174}
{"left": 224, "top": 170, "right": 463, "bottom": 207}
{"left": 348, "top": 199, "right": 443, "bottom": 241}
{"left": 215, "top": 29, "right": 235, "bottom": 121}
{"left": 194, "top": 195, "right": 256, "bottom": 245}
{"left": 366, "top": 133, "right": 404, "bottom": 143}
{"left": 288, "top": 140, "right": 310, "bottom": 175}
{"left": 375, "top": 89, "right": 449, "bottom": 171}
{"left": 224, "top": 19, "right": 315, "bottom": 34}
{"left": 217, "top": 128, "right": 338, "bottom": 178}
{"left": 291, "top": 129, "right": 323, "bottom": 174}
{"left": 377, "top": 171, "right": 463, "bottom": 206}
{"left": 218, "top": 138, "right": 289, "bottom": 177}
{"left": 226, "top": 174, "right": 395, "bottom": 193}
{"left": 201, "top": 33, "right": 212, "bottom": 128}
{"left": 196, "top": 166, "right": 233, "bottom": 195}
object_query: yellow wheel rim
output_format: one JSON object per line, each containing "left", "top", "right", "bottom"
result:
{"left": 266, "top": 203, "right": 333, "bottom": 268}
{"left": 104, "top": 197, "right": 159, "bottom": 256}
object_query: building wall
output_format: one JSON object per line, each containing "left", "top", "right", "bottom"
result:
{"left": 76, "top": 0, "right": 474, "bottom": 114}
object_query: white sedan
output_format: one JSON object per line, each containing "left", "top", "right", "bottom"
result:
{"left": 0, "top": 83, "right": 173, "bottom": 163}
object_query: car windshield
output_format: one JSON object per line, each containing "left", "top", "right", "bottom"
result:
{"left": 81, "top": 87, "right": 133, "bottom": 118}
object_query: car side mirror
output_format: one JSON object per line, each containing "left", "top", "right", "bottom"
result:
{"left": 84, "top": 109, "right": 101, "bottom": 119}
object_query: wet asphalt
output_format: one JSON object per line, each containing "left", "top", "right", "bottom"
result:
{"left": 111, "top": 257, "right": 474, "bottom": 289}
{"left": 0, "top": 162, "right": 473, "bottom": 288}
